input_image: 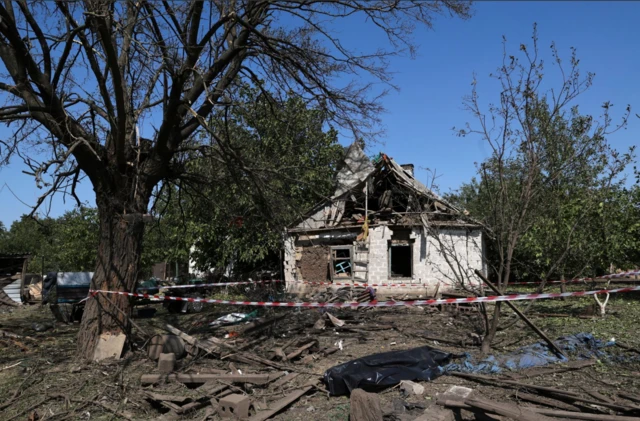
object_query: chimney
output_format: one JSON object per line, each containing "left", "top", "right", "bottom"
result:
{"left": 401, "top": 164, "right": 414, "bottom": 178}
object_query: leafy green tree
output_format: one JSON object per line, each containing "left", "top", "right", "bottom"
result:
{"left": 146, "top": 90, "right": 343, "bottom": 276}
{"left": 51, "top": 208, "right": 99, "bottom": 272}
{"left": 0, "top": 216, "right": 55, "bottom": 272}
{"left": 451, "top": 25, "right": 633, "bottom": 352}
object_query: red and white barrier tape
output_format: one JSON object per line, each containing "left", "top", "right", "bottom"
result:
{"left": 151, "top": 270, "right": 640, "bottom": 290}
{"left": 89, "top": 284, "right": 640, "bottom": 308}
{"left": 507, "top": 270, "right": 640, "bottom": 285}
{"left": 290, "top": 280, "right": 434, "bottom": 288}
{"left": 159, "top": 280, "right": 284, "bottom": 289}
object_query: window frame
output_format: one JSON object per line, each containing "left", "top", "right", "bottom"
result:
{"left": 388, "top": 241, "right": 413, "bottom": 279}
{"left": 330, "top": 245, "right": 354, "bottom": 281}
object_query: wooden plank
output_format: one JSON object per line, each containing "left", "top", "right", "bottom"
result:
{"left": 140, "top": 373, "right": 276, "bottom": 385}
{"left": 465, "top": 396, "right": 555, "bottom": 421}
{"left": 285, "top": 341, "right": 317, "bottom": 361}
{"left": 248, "top": 382, "right": 317, "bottom": 421}
{"left": 165, "top": 324, "right": 237, "bottom": 354}
{"left": 270, "top": 372, "right": 299, "bottom": 389}
{"left": 514, "top": 392, "right": 582, "bottom": 412}
{"left": 439, "top": 398, "right": 640, "bottom": 421}
{"left": 226, "top": 352, "right": 292, "bottom": 371}
{"left": 450, "top": 372, "right": 639, "bottom": 413}
{"left": 475, "top": 270, "right": 568, "bottom": 359}
{"left": 450, "top": 372, "right": 582, "bottom": 397}
{"left": 93, "top": 332, "right": 126, "bottom": 361}
{"left": 143, "top": 391, "right": 191, "bottom": 404}
{"left": 620, "top": 393, "right": 640, "bottom": 404}
{"left": 350, "top": 389, "right": 383, "bottom": 421}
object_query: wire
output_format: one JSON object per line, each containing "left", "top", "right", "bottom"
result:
{"left": 0, "top": 182, "right": 32, "bottom": 208}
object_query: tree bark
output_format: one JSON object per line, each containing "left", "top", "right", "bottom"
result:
{"left": 77, "top": 197, "right": 146, "bottom": 359}
{"left": 480, "top": 301, "right": 501, "bottom": 353}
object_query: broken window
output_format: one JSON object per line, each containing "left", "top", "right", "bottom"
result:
{"left": 389, "top": 230, "right": 413, "bottom": 278}
{"left": 331, "top": 246, "right": 353, "bottom": 279}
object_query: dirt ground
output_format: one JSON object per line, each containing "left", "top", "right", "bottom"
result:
{"left": 1, "top": 282, "right": 640, "bottom": 420}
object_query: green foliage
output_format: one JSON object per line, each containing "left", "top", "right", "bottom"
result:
{"left": 0, "top": 208, "right": 98, "bottom": 273}
{"left": 448, "top": 100, "right": 637, "bottom": 281}
{"left": 145, "top": 89, "right": 343, "bottom": 274}
{"left": 0, "top": 92, "right": 343, "bottom": 278}
{"left": 448, "top": 26, "right": 637, "bottom": 285}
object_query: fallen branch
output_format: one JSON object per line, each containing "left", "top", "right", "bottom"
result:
{"left": 475, "top": 270, "right": 567, "bottom": 359}
{"left": 0, "top": 361, "right": 22, "bottom": 371}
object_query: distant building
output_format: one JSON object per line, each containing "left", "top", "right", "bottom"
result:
{"left": 283, "top": 143, "right": 486, "bottom": 298}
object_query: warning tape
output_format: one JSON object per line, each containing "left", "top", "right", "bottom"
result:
{"left": 89, "top": 284, "right": 640, "bottom": 308}
{"left": 290, "top": 280, "right": 432, "bottom": 288}
{"left": 507, "top": 270, "right": 640, "bottom": 285}
{"left": 153, "top": 269, "right": 640, "bottom": 290}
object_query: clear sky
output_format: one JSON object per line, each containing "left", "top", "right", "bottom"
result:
{"left": 0, "top": 1, "right": 638, "bottom": 227}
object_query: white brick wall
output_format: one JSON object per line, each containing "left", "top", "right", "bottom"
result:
{"left": 284, "top": 225, "right": 484, "bottom": 296}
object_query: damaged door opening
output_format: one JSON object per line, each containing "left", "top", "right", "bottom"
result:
{"left": 331, "top": 246, "right": 353, "bottom": 280}
{"left": 389, "top": 242, "right": 412, "bottom": 279}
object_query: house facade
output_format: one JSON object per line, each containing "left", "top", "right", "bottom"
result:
{"left": 283, "top": 143, "right": 486, "bottom": 298}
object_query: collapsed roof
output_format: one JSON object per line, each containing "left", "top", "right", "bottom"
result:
{"left": 290, "top": 143, "right": 480, "bottom": 232}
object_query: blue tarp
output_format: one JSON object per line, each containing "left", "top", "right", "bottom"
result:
{"left": 445, "top": 333, "right": 619, "bottom": 374}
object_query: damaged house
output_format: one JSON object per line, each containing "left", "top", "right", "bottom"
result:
{"left": 284, "top": 143, "right": 486, "bottom": 298}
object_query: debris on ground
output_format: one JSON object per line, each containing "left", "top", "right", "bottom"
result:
{"left": 2, "top": 279, "right": 640, "bottom": 420}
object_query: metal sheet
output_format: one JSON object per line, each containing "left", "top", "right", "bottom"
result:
{"left": 2, "top": 279, "right": 22, "bottom": 303}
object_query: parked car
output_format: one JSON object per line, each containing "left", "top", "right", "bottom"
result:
{"left": 42, "top": 272, "right": 161, "bottom": 323}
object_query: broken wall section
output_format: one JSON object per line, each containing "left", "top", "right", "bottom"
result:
{"left": 284, "top": 225, "right": 484, "bottom": 297}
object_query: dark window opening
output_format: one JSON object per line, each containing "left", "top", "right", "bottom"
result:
{"left": 389, "top": 244, "right": 412, "bottom": 278}
{"left": 331, "top": 246, "right": 353, "bottom": 279}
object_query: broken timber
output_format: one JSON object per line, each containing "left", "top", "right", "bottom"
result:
{"left": 451, "top": 372, "right": 640, "bottom": 413}
{"left": 475, "top": 270, "right": 568, "bottom": 359}
{"left": 140, "top": 373, "right": 281, "bottom": 385}
{"left": 165, "top": 324, "right": 235, "bottom": 355}
{"left": 248, "top": 380, "right": 318, "bottom": 421}
{"left": 439, "top": 397, "right": 640, "bottom": 421}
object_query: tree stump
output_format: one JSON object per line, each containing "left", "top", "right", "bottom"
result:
{"left": 350, "top": 389, "right": 383, "bottom": 421}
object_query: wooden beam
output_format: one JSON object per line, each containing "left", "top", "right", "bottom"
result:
{"left": 140, "top": 373, "right": 278, "bottom": 385}
{"left": 248, "top": 381, "right": 318, "bottom": 421}
{"left": 475, "top": 270, "right": 567, "bottom": 359}
{"left": 439, "top": 398, "right": 640, "bottom": 421}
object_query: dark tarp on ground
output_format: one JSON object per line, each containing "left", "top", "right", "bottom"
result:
{"left": 323, "top": 345, "right": 453, "bottom": 396}
{"left": 323, "top": 333, "right": 635, "bottom": 396}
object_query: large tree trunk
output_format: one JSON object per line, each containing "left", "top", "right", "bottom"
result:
{"left": 77, "top": 197, "right": 146, "bottom": 359}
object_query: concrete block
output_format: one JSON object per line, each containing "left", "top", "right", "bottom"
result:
{"left": 440, "top": 385, "right": 474, "bottom": 402}
{"left": 148, "top": 334, "right": 185, "bottom": 360}
{"left": 399, "top": 380, "right": 424, "bottom": 396}
{"left": 219, "top": 393, "right": 250, "bottom": 419}
{"left": 158, "top": 353, "right": 176, "bottom": 373}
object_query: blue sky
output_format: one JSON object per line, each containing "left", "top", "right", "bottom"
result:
{"left": 1, "top": 1, "right": 638, "bottom": 227}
